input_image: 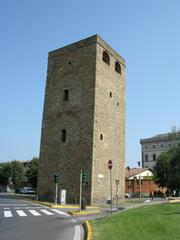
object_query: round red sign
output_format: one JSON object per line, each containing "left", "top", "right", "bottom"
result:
{"left": 108, "top": 160, "right": 113, "bottom": 170}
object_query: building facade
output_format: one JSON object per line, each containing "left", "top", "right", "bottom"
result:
{"left": 125, "top": 168, "right": 165, "bottom": 197}
{"left": 37, "top": 35, "right": 125, "bottom": 204}
{"left": 140, "top": 132, "right": 180, "bottom": 169}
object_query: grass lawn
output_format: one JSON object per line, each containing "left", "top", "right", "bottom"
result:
{"left": 90, "top": 203, "right": 180, "bottom": 240}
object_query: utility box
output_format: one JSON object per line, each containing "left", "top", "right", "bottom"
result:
{"left": 60, "top": 189, "right": 66, "bottom": 205}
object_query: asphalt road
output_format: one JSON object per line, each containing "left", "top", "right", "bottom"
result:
{"left": 0, "top": 194, "right": 84, "bottom": 240}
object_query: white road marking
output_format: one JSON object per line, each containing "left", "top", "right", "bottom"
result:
{"left": 51, "top": 209, "right": 70, "bottom": 217}
{"left": 16, "top": 210, "right": 27, "bottom": 217}
{"left": 72, "top": 219, "right": 77, "bottom": 223}
{"left": 0, "top": 204, "right": 28, "bottom": 206}
{"left": 40, "top": 209, "right": 54, "bottom": 215}
{"left": 28, "top": 210, "right": 41, "bottom": 216}
{"left": 24, "top": 206, "right": 49, "bottom": 209}
{"left": 2, "top": 208, "right": 70, "bottom": 218}
{"left": 4, "top": 210, "right": 13, "bottom": 218}
{"left": 73, "top": 225, "right": 81, "bottom": 240}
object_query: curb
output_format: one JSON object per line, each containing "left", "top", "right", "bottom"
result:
{"left": 169, "top": 200, "right": 180, "bottom": 203}
{"left": 23, "top": 198, "right": 100, "bottom": 211}
{"left": 83, "top": 220, "right": 91, "bottom": 240}
{"left": 23, "top": 199, "right": 79, "bottom": 208}
{"left": 68, "top": 209, "right": 100, "bottom": 216}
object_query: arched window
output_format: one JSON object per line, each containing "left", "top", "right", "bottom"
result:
{"left": 115, "top": 61, "right": 121, "bottom": 74}
{"left": 102, "top": 51, "right": 110, "bottom": 65}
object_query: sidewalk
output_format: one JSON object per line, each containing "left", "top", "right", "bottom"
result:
{"left": 3, "top": 193, "right": 169, "bottom": 216}
{"left": 23, "top": 198, "right": 101, "bottom": 216}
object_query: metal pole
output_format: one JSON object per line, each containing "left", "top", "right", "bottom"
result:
{"left": 128, "top": 170, "right": 130, "bottom": 194}
{"left": 139, "top": 167, "right": 141, "bottom": 199}
{"left": 79, "top": 170, "right": 82, "bottom": 211}
{"left": 116, "top": 182, "right": 118, "bottom": 209}
{"left": 137, "top": 161, "right": 141, "bottom": 199}
{"left": 55, "top": 182, "right": 58, "bottom": 204}
{"left": 110, "top": 169, "right": 112, "bottom": 214}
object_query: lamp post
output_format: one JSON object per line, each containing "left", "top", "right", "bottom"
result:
{"left": 137, "top": 161, "right": 141, "bottom": 199}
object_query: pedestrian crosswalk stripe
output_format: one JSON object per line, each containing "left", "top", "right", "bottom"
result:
{"left": 40, "top": 209, "right": 54, "bottom": 215}
{"left": 51, "top": 209, "right": 70, "bottom": 217}
{"left": 4, "top": 210, "right": 13, "bottom": 218}
{"left": 16, "top": 210, "right": 27, "bottom": 217}
{"left": 2, "top": 209, "right": 69, "bottom": 218}
{"left": 28, "top": 210, "right": 41, "bottom": 216}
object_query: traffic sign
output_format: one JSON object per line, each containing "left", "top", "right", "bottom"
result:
{"left": 108, "top": 160, "right": 113, "bottom": 170}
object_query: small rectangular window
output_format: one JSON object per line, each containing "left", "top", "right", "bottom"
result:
{"left": 64, "top": 89, "right": 69, "bottom": 101}
{"left": 145, "top": 154, "right": 148, "bottom": 161}
{"left": 62, "top": 129, "right": 66, "bottom": 142}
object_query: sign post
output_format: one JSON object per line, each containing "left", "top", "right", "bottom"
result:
{"left": 79, "top": 170, "right": 82, "bottom": 211}
{"left": 108, "top": 160, "right": 113, "bottom": 215}
{"left": 115, "top": 180, "right": 119, "bottom": 209}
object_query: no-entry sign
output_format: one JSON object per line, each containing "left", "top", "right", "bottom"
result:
{"left": 108, "top": 160, "right": 113, "bottom": 170}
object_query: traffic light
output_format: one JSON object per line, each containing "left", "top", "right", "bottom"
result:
{"left": 82, "top": 172, "right": 87, "bottom": 183}
{"left": 54, "top": 174, "right": 59, "bottom": 183}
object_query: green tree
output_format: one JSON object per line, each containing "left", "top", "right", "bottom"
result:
{"left": 168, "top": 125, "right": 180, "bottom": 143}
{"left": 153, "top": 151, "right": 170, "bottom": 188}
{"left": 168, "top": 145, "right": 180, "bottom": 192}
{"left": 10, "top": 160, "right": 23, "bottom": 188}
{"left": 0, "top": 162, "right": 10, "bottom": 186}
{"left": 25, "top": 158, "right": 39, "bottom": 188}
{"left": 154, "top": 144, "right": 180, "bottom": 193}
{"left": 0, "top": 161, "right": 23, "bottom": 188}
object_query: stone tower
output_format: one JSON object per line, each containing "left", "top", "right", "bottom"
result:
{"left": 37, "top": 35, "right": 125, "bottom": 204}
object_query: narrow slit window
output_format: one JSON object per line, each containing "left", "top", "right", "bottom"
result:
{"left": 100, "top": 134, "right": 103, "bottom": 140}
{"left": 62, "top": 129, "right": 66, "bottom": 142}
{"left": 110, "top": 92, "right": 112, "bottom": 98}
{"left": 64, "top": 89, "right": 69, "bottom": 101}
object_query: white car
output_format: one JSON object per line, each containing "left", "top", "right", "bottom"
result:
{"left": 21, "top": 187, "right": 35, "bottom": 194}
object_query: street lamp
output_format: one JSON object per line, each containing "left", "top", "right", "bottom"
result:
{"left": 137, "top": 161, "right": 141, "bottom": 199}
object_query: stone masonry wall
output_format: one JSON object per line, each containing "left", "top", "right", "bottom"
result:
{"left": 37, "top": 35, "right": 125, "bottom": 204}
{"left": 91, "top": 37, "right": 125, "bottom": 204}
{"left": 37, "top": 37, "right": 97, "bottom": 203}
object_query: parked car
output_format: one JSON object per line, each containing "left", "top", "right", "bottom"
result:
{"left": 19, "top": 187, "right": 36, "bottom": 194}
{"left": 124, "top": 193, "right": 130, "bottom": 199}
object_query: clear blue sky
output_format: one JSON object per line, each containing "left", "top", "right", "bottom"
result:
{"left": 0, "top": 0, "right": 180, "bottom": 167}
